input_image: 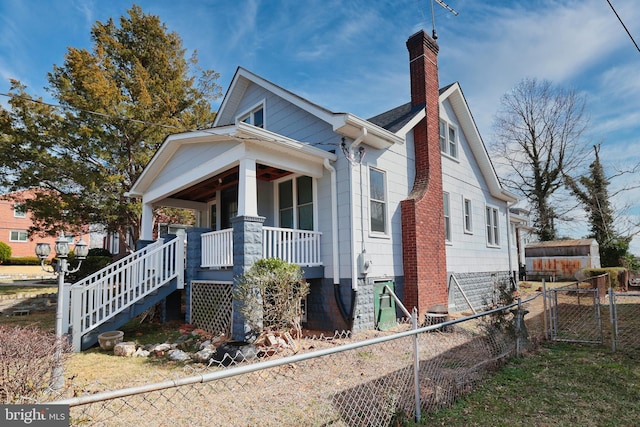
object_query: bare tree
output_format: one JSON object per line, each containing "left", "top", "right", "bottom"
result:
{"left": 492, "top": 78, "right": 589, "bottom": 241}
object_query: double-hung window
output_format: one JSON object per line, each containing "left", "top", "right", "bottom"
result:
{"left": 486, "top": 206, "right": 499, "bottom": 246}
{"left": 463, "top": 198, "right": 473, "bottom": 233}
{"left": 369, "top": 168, "right": 387, "bottom": 235}
{"left": 10, "top": 230, "right": 28, "bottom": 242}
{"left": 439, "top": 120, "right": 458, "bottom": 158}
{"left": 278, "top": 175, "right": 313, "bottom": 230}
{"left": 443, "top": 192, "right": 451, "bottom": 242}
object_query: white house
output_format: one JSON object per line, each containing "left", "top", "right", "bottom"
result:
{"left": 64, "top": 30, "right": 521, "bottom": 350}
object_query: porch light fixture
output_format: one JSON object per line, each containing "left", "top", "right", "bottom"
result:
{"left": 35, "top": 231, "right": 88, "bottom": 390}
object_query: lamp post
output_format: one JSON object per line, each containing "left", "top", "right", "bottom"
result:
{"left": 35, "top": 231, "right": 88, "bottom": 391}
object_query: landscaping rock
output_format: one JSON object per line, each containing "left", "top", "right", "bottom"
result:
{"left": 213, "top": 341, "right": 257, "bottom": 366}
{"left": 153, "top": 343, "right": 172, "bottom": 352}
{"left": 193, "top": 348, "right": 215, "bottom": 363}
{"left": 114, "top": 342, "right": 137, "bottom": 357}
{"left": 167, "top": 349, "right": 190, "bottom": 362}
{"left": 134, "top": 348, "right": 150, "bottom": 358}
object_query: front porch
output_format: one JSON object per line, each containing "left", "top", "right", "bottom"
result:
{"left": 194, "top": 224, "right": 324, "bottom": 283}
{"left": 201, "top": 226, "right": 322, "bottom": 269}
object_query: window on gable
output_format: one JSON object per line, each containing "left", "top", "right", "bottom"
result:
{"left": 369, "top": 168, "right": 387, "bottom": 234}
{"left": 439, "top": 120, "right": 458, "bottom": 158}
{"left": 443, "top": 192, "right": 451, "bottom": 242}
{"left": 240, "top": 106, "right": 264, "bottom": 128}
{"left": 486, "top": 206, "right": 499, "bottom": 246}
{"left": 463, "top": 198, "right": 473, "bottom": 233}
{"left": 10, "top": 230, "right": 28, "bottom": 242}
{"left": 278, "top": 175, "right": 314, "bottom": 231}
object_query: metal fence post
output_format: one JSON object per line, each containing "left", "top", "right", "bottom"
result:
{"left": 542, "top": 279, "right": 549, "bottom": 340}
{"left": 412, "top": 307, "right": 421, "bottom": 423}
{"left": 609, "top": 287, "right": 617, "bottom": 352}
{"left": 515, "top": 298, "right": 522, "bottom": 356}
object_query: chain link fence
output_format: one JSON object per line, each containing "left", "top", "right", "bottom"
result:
{"left": 43, "top": 296, "right": 539, "bottom": 426}
{"left": 609, "top": 291, "right": 640, "bottom": 354}
{"left": 544, "top": 282, "right": 603, "bottom": 344}
{"left": 540, "top": 278, "right": 640, "bottom": 354}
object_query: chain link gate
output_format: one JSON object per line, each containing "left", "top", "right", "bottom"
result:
{"left": 609, "top": 291, "right": 640, "bottom": 353}
{"left": 544, "top": 283, "right": 602, "bottom": 344}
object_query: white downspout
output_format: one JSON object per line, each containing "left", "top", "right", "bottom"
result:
{"left": 348, "top": 128, "right": 367, "bottom": 291}
{"left": 506, "top": 202, "right": 514, "bottom": 280}
{"left": 323, "top": 159, "right": 340, "bottom": 285}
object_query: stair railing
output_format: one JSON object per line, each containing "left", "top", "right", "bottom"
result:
{"left": 67, "top": 238, "right": 184, "bottom": 351}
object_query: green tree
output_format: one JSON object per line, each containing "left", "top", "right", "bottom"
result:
{"left": 0, "top": 5, "right": 221, "bottom": 246}
{"left": 492, "top": 78, "right": 588, "bottom": 241}
{"left": 565, "top": 145, "right": 631, "bottom": 266}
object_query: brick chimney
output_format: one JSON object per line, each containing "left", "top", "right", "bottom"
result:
{"left": 400, "top": 30, "right": 448, "bottom": 318}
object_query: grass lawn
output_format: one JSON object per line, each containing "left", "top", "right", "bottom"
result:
{"left": 420, "top": 342, "right": 640, "bottom": 426}
{"left": 0, "top": 284, "right": 58, "bottom": 297}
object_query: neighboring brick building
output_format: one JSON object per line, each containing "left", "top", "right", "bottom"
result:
{"left": 0, "top": 190, "right": 90, "bottom": 259}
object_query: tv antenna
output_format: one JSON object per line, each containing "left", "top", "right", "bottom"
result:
{"left": 431, "top": 0, "right": 459, "bottom": 40}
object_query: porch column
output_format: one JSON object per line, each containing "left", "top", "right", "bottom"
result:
{"left": 231, "top": 214, "right": 265, "bottom": 342}
{"left": 237, "top": 158, "right": 258, "bottom": 217}
{"left": 141, "top": 202, "right": 154, "bottom": 241}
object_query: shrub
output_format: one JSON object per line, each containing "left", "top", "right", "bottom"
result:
{"left": 3, "top": 256, "right": 44, "bottom": 266}
{"left": 66, "top": 255, "right": 113, "bottom": 282}
{"left": 582, "top": 267, "right": 628, "bottom": 291}
{"left": 0, "top": 325, "right": 71, "bottom": 403}
{"left": 482, "top": 277, "right": 516, "bottom": 335}
{"left": 0, "top": 242, "right": 11, "bottom": 263}
{"left": 233, "top": 258, "right": 310, "bottom": 339}
{"left": 88, "top": 247, "right": 113, "bottom": 257}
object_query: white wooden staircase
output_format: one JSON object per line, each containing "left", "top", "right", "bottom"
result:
{"left": 62, "top": 237, "right": 184, "bottom": 351}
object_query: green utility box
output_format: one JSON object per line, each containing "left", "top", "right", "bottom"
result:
{"left": 374, "top": 280, "right": 396, "bottom": 331}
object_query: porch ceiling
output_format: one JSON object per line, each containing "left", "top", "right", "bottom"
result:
{"left": 169, "top": 163, "right": 292, "bottom": 203}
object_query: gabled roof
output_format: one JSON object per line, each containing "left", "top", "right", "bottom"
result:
{"left": 127, "top": 122, "right": 337, "bottom": 199}
{"left": 441, "top": 82, "right": 516, "bottom": 203}
{"left": 370, "top": 82, "right": 516, "bottom": 203}
{"left": 214, "top": 67, "right": 404, "bottom": 149}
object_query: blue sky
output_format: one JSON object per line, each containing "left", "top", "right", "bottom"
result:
{"left": 1, "top": 0, "right": 639, "bottom": 253}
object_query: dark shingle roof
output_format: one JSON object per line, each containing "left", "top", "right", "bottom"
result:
{"left": 367, "top": 84, "right": 455, "bottom": 133}
{"left": 367, "top": 102, "right": 422, "bottom": 133}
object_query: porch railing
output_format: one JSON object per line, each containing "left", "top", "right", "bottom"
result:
{"left": 200, "top": 227, "right": 322, "bottom": 268}
{"left": 66, "top": 237, "right": 185, "bottom": 351}
{"left": 201, "top": 229, "right": 233, "bottom": 268}
{"left": 263, "top": 227, "right": 322, "bottom": 267}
